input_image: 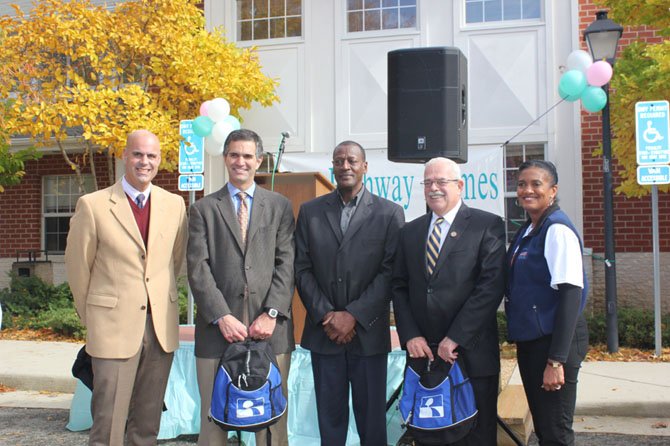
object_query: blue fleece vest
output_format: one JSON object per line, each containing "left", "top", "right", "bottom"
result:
{"left": 505, "top": 208, "right": 588, "bottom": 342}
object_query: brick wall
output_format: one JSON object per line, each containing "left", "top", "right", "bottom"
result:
{"left": 579, "top": 1, "right": 669, "bottom": 311}
{"left": 579, "top": 1, "right": 669, "bottom": 254}
{"left": 0, "top": 153, "right": 194, "bottom": 261}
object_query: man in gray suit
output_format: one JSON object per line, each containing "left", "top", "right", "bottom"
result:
{"left": 187, "top": 129, "right": 295, "bottom": 446}
{"left": 295, "top": 141, "right": 404, "bottom": 445}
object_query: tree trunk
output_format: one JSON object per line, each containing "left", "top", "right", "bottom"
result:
{"left": 57, "top": 141, "right": 87, "bottom": 194}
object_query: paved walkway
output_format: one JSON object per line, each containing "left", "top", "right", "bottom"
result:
{"left": 0, "top": 339, "right": 669, "bottom": 437}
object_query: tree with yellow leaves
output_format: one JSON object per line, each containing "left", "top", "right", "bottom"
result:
{"left": 596, "top": 0, "right": 669, "bottom": 197}
{"left": 0, "top": 0, "right": 278, "bottom": 192}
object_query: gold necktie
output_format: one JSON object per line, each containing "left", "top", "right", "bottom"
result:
{"left": 237, "top": 191, "right": 249, "bottom": 245}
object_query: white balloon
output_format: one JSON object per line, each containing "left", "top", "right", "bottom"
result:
{"left": 566, "top": 50, "right": 593, "bottom": 73}
{"left": 208, "top": 97, "right": 230, "bottom": 122}
{"left": 204, "top": 135, "right": 224, "bottom": 156}
{"left": 211, "top": 121, "right": 235, "bottom": 145}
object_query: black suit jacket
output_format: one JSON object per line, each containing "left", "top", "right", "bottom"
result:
{"left": 295, "top": 188, "right": 404, "bottom": 356}
{"left": 391, "top": 204, "right": 506, "bottom": 377}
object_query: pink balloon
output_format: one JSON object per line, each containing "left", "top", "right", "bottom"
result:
{"left": 199, "top": 100, "right": 211, "bottom": 117}
{"left": 586, "top": 61, "right": 613, "bottom": 87}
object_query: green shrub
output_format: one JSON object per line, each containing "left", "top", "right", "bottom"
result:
{"left": 178, "top": 277, "right": 189, "bottom": 324}
{"left": 0, "top": 275, "right": 84, "bottom": 338}
{"left": 497, "top": 307, "right": 670, "bottom": 349}
{"left": 587, "top": 307, "right": 670, "bottom": 349}
{"left": 1, "top": 274, "right": 58, "bottom": 316}
{"left": 33, "top": 306, "right": 86, "bottom": 340}
{"left": 496, "top": 311, "right": 508, "bottom": 343}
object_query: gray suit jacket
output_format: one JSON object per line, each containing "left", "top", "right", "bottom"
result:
{"left": 187, "top": 184, "right": 295, "bottom": 358}
{"left": 295, "top": 188, "right": 404, "bottom": 356}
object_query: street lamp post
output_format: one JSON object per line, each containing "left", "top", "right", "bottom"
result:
{"left": 583, "top": 10, "right": 623, "bottom": 353}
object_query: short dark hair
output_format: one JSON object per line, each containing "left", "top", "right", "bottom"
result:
{"left": 333, "top": 140, "right": 366, "bottom": 161}
{"left": 518, "top": 160, "right": 558, "bottom": 186}
{"left": 224, "top": 129, "right": 264, "bottom": 158}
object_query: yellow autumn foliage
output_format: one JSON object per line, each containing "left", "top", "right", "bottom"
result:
{"left": 0, "top": 0, "right": 278, "bottom": 182}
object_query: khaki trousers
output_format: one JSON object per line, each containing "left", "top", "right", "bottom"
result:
{"left": 196, "top": 352, "right": 291, "bottom": 446}
{"left": 88, "top": 315, "right": 174, "bottom": 446}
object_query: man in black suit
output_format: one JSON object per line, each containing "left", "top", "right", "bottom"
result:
{"left": 392, "top": 157, "right": 506, "bottom": 445}
{"left": 295, "top": 141, "right": 404, "bottom": 446}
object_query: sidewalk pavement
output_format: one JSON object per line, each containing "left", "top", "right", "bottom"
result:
{"left": 1, "top": 339, "right": 669, "bottom": 435}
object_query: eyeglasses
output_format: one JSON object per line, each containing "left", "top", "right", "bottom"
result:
{"left": 420, "top": 179, "right": 460, "bottom": 187}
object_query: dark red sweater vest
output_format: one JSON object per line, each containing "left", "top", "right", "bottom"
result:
{"left": 127, "top": 194, "right": 151, "bottom": 248}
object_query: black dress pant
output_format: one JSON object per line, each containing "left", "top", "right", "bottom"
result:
{"left": 516, "top": 316, "right": 589, "bottom": 446}
{"left": 311, "top": 351, "right": 388, "bottom": 446}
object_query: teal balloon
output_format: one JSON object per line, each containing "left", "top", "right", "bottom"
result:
{"left": 558, "top": 82, "right": 580, "bottom": 102}
{"left": 581, "top": 86, "right": 607, "bottom": 113}
{"left": 558, "top": 70, "right": 587, "bottom": 97}
{"left": 222, "top": 115, "right": 241, "bottom": 131}
{"left": 193, "top": 116, "right": 214, "bottom": 137}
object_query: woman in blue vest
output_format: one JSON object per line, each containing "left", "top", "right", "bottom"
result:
{"left": 505, "top": 160, "right": 589, "bottom": 446}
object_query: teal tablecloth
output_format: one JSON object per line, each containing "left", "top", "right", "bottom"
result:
{"left": 67, "top": 343, "right": 407, "bottom": 445}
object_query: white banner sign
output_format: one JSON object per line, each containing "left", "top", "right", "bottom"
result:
{"left": 281, "top": 146, "right": 504, "bottom": 221}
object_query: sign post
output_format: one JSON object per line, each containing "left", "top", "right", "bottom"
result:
{"left": 179, "top": 120, "right": 205, "bottom": 325}
{"left": 635, "top": 100, "right": 669, "bottom": 357}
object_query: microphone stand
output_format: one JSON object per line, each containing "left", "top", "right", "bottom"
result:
{"left": 271, "top": 133, "right": 288, "bottom": 192}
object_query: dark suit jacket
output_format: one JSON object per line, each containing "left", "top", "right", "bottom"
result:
{"left": 392, "top": 204, "right": 506, "bottom": 377}
{"left": 187, "top": 184, "right": 295, "bottom": 358}
{"left": 295, "top": 188, "right": 404, "bottom": 356}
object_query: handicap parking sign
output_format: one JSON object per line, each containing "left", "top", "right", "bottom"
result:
{"left": 179, "top": 120, "right": 205, "bottom": 174}
{"left": 637, "top": 165, "right": 670, "bottom": 185}
{"left": 636, "top": 100, "right": 669, "bottom": 165}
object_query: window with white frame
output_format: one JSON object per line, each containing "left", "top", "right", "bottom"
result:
{"left": 237, "top": 0, "right": 302, "bottom": 41}
{"left": 465, "top": 0, "right": 541, "bottom": 24}
{"left": 347, "top": 0, "right": 417, "bottom": 33}
{"left": 43, "top": 175, "right": 94, "bottom": 253}
{"left": 503, "top": 143, "right": 545, "bottom": 242}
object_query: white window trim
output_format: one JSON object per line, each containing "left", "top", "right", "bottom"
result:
{"left": 42, "top": 174, "right": 92, "bottom": 253}
{"left": 235, "top": 0, "right": 305, "bottom": 45}
{"left": 461, "top": 0, "right": 544, "bottom": 30}
{"left": 343, "top": 0, "right": 419, "bottom": 39}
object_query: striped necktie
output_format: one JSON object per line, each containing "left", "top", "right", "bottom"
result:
{"left": 237, "top": 191, "right": 249, "bottom": 245}
{"left": 136, "top": 193, "right": 145, "bottom": 209}
{"left": 426, "top": 217, "right": 444, "bottom": 275}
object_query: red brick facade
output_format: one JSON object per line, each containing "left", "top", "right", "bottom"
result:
{"left": 0, "top": 153, "right": 191, "bottom": 258}
{"left": 579, "top": 0, "right": 669, "bottom": 253}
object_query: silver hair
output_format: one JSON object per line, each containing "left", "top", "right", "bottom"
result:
{"left": 424, "top": 157, "right": 461, "bottom": 178}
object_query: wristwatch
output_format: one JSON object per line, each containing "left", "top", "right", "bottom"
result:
{"left": 547, "top": 360, "right": 563, "bottom": 369}
{"left": 266, "top": 308, "right": 279, "bottom": 319}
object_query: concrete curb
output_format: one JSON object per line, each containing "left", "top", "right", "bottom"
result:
{"left": 0, "top": 340, "right": 82, "bottom": 394}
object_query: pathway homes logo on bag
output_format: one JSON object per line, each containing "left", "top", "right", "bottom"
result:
{"left": 237, "top": 397, "right": 265, "bottom": 418}
{"left": 419, "top": 395, "right": 445, "bottom": 418}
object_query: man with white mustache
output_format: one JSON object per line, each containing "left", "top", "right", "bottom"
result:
{"left": 392, "top": 157, "right": 506, "bottom": 445}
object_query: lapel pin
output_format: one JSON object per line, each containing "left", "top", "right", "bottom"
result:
{"left": 450, "top": 231, "right": 458, "bottom": 238}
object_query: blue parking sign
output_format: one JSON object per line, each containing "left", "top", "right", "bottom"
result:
{"left": 179, "top": 120, "right": 204, "bottom": 174}
{"left": 636, "top": 100, "right": 669, "bottom": 165}
{"left": 178, "top": 174, "right": 204, "bottom": 191}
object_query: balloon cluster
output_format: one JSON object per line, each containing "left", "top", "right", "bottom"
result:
{"left": 192, "top": 98, "right": 241, "bottom": 156}
{"left": 558, "top": 50, "right": 613, "bottom": 113}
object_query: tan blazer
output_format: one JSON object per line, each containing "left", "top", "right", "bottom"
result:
{"left": 65, "top": 180, "right": 188, "bottom": 359}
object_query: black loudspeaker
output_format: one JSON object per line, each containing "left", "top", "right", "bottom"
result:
{"left": 388, "top": 47, "right": 468, "bottom": 163}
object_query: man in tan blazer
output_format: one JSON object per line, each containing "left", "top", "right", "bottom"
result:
{"left": 188, "top": 129, "right": 295, "bottom": 446}
{"left": 65, "top": 129, "right": 188, "bottom": 446}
